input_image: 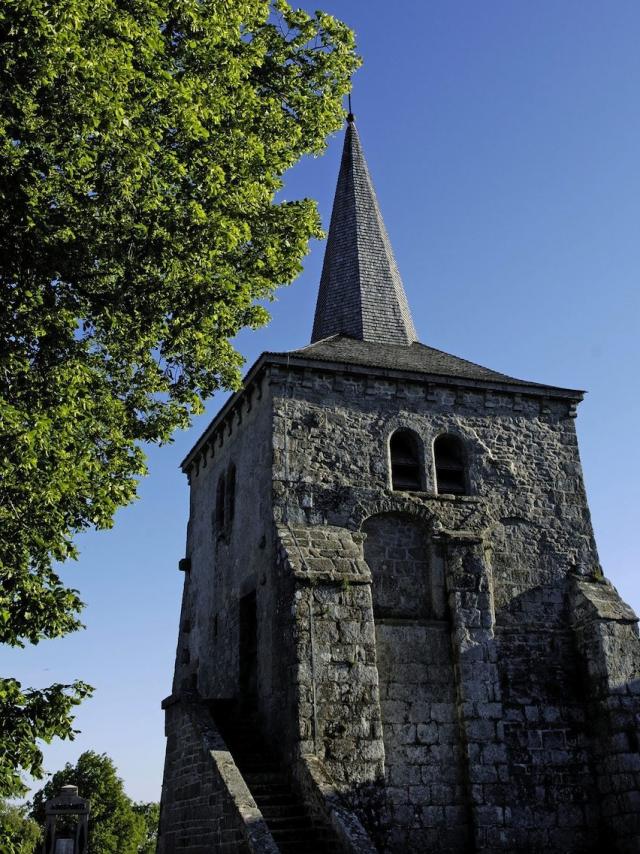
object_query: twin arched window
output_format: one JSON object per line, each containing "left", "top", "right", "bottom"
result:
{"left": 390, "top": 430, "right": 467, "bottom": 495}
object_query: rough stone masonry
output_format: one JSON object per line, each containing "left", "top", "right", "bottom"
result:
{"left": 157, "top": 117, "right": 640, "bottom": 853}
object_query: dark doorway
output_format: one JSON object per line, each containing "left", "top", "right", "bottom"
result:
{"left": 239, "top": 591, "right": 258, "bottom": 711}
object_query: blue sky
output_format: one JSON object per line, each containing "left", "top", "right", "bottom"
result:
{"left": 5, "top": 1, "right": 640, "bottom": 803}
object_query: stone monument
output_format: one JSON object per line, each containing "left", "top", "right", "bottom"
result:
{"left": 157, "top": 115, "right": 640, "bottom": 853}
{"left": 42, "top": 784, "right": 89, "bottom": 854}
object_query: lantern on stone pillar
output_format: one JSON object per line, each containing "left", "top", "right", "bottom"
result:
{"left": 42, "top": 785, "right": 89, "bottom": 854}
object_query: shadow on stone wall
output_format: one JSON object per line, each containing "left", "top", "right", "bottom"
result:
{"left": 440, "top": 565, "right": 640, "bottom": 854}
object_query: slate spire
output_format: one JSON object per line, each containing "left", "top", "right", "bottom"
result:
{"left": 311, "top": 116, "right": 418, "bottom": 345}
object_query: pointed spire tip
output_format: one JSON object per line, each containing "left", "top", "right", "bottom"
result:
{"left": 347, "top": 93, "right": 354, "bottom": 124}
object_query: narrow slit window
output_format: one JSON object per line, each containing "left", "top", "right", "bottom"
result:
{"left": 390, "top": 430, "right": 421, "bottom": 491}
{"left": 216, "top": 474, "right": 226, "bottom": 530}
{"left": 226, "top": 464, "right": 236, "bottom": 527}
{"left": 434, "top": 435, "right": 466, "bottom": 495}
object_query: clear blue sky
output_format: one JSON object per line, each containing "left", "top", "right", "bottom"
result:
{"left": 5, "top": 0, "right": 640, "bottom": 804}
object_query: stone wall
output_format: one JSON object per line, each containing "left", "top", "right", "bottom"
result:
{"left": 375, "top": 620, "right": 469, "bottom": 851}
{"left": 269, "top": 366, "right": 597, "bottom": 576}
{"left": 160, "top": 357, "right": 640, "bottom": 853}
{"left": 174, "top": 374, "right": 276, "bottom": 710}
{"left": 493, "top": 586, "right": 599, "bottom": 850}
{"left": 294, "top": 754, "right": 379, "bottom": 854}
{"left": 266, "top": 362, "right": 640, "bottom": 852}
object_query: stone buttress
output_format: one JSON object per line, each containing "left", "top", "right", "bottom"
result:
{"left": 157, "top": 117, "right": 640, "bottom": 853}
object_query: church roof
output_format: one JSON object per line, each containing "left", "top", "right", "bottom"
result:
{"left": 281, "top": 335, "right": 583, "bottom": 395}
{"left": 311, "top": 116, "right": 417, "bottom": 346}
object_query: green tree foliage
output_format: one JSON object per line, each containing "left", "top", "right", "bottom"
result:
{"left": 133, "top": 801, "right": 160, "bottom": 854}
{"left": 0, "top": 0, "right": 358, "bottom": 800}
{"left": 31, "top": 751, "right": 146, "bottom": 854}
{"left": 0, "top": 678, "right": 92, "bottom": 805}
{"left": 0, "top": 799, "right": 41, "bottom": 853}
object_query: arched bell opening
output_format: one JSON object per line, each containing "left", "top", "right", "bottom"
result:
{"left": 434, "top": 433, "right": 467, "bottom": 495}
{"left": 389, "top": 429, "right": 422, "bottom": 491}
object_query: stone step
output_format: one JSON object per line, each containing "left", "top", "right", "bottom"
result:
{"left": 251, "top": 788, "right": 298, "bottom": 802}
{"left": 260, "top": 816, "right": 310, "bottom": 829}
{"left": 270, "top": 826, "right": 325, "bottom": 840}
{"left": 262, "top": 813, "right": 313, "bottom": 827}
{"left": 254, "top": 799, "right": 300, "bottom": 811}
{"left": 276, "top": 840, "right": 327, "bottom": 853}
{"left": 236, "top": 761, "right": 282, "bottom": 777}
{"left": 236, "top": 761, "right": 282, "bottom": 776}
{"left": 252, "top": 793, "right": 300, "bottom": 805}
{"left": 242, "top": 771, "right": 286, "bottom": 784}
{"left": 259, "top": 804, "right": 306, "bottom": 819}
{"left": 247, "top": 787, "right": 294, "bottom": 800}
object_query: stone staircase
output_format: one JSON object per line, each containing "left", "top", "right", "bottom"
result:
{"left": 215, "top": 710, "right": 331, "bottom": 854}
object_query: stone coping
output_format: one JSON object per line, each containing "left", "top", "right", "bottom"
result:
{"left": 570, "top": 576, "right": 639, "bottom": 625}
{"left": 296, "top": 754, "right": 378, "bottom": 854}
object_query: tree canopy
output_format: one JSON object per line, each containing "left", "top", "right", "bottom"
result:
{"left": 30, "top": 751, "right": 148, "bottom": 854}
{"left": 0, "top": 799, "right": 41, "bottom": 853}
{"left": 0, "top": 0, "right": 358, "bottom": 803}
{"left": 133, "top": 801, "right": 160, "bottom": 854}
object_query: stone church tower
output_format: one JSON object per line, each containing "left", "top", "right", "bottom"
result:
{"left": 157, "top": 116, "right": 640, "bottom": 854}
